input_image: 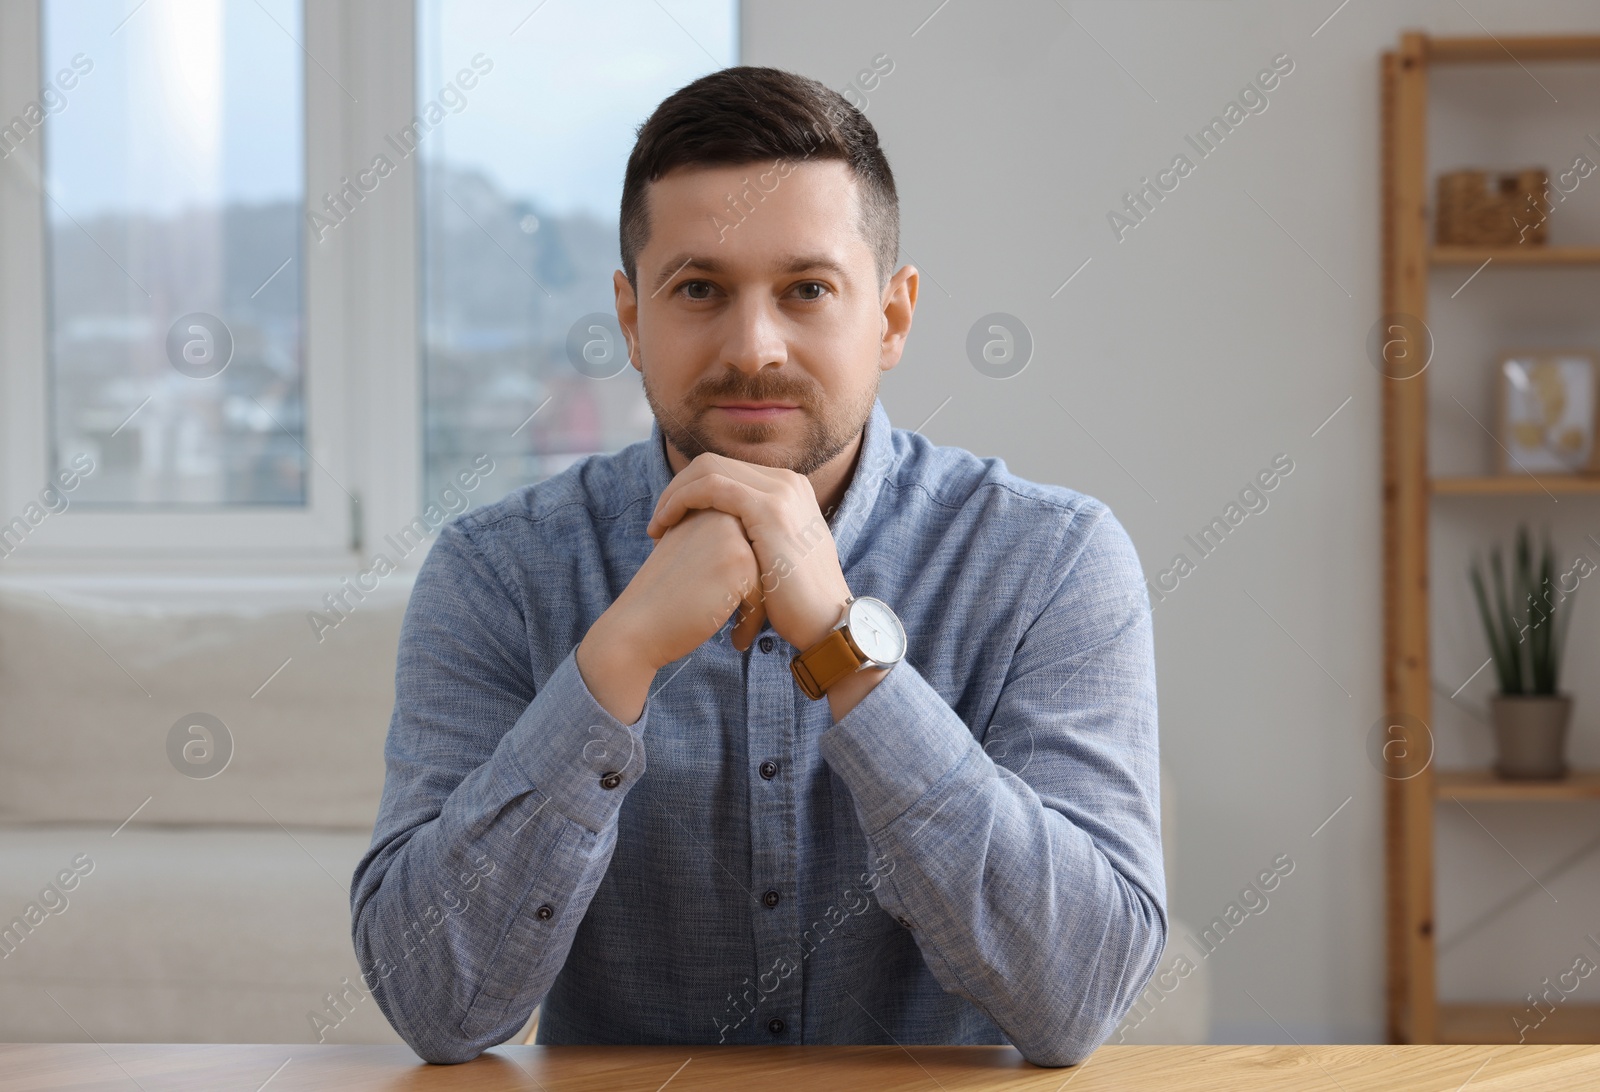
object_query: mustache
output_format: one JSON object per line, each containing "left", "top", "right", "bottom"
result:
{"left": 701, "top": 386, "right": 810, "bottom": 406}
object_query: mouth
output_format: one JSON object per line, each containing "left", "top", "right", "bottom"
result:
{"left": 713, "top": 403, "right": 799, "bottom": 421}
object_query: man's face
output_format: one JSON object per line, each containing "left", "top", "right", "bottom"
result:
{"left": 615, "top": 158, "right": 916, "bottom": 477}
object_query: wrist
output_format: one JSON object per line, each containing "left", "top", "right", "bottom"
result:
{"left": 826, "top": 663, "right": 891, "bottom": 724}
{"left": 793, "top": 590, "right": 852, "bottom": 653}
{"left": 590, "top": 600, "right": 661, "bottom": 672}
{"left": 577, "top": 608, "right": 658, "bottom": 727}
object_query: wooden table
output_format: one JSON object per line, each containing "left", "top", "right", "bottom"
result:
{"left": 2, "top": 1043, "right": 1598, "bottom": 1090}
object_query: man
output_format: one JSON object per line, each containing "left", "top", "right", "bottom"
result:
{"left": 351, "top": 64, "right": 1164, "bottom": 1068}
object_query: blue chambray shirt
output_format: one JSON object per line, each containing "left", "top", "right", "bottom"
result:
{"left": 350, "top": 396, "right": 1165, "bottom": 1066}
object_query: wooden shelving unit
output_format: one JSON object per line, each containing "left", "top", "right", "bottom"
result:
{"left": 1432, "top": 245, "right": 1600, "bottom": 265}
{"left": 1381, "top": 30, "right": 1600, "bottom": 1046}
{"left": 1435, "top": 769, "right": 1600, "bottom": 802}
{"left": 1438, "top": 1003, "right": 1600, "bottom": 1045}
{"left": 1431, "top": 475, "right": 1600, "bottom": 496}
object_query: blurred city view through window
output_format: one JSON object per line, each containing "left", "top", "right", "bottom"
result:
{"left": 416, "top": 0, "right": 737, "bottom": 509}
{"left": 40, "top": 0, "right": 736, "bottom": 514}
{"left": 44, "top": 0, "right": 307, "bottom": 506}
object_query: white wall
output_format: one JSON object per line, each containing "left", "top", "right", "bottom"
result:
{"left": 743, "top": 0, "right": 1600, "bottom": 1043}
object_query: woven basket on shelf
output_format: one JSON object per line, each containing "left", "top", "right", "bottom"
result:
{"left": 1435, "top": 168, "right": 1549, "bottom": 246}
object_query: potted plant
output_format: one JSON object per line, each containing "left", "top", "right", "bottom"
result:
{"left": 1467, "top": 524, "right": 1577, "bottom": 779}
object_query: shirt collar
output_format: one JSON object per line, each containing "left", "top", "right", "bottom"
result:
{"left": 642, "top": 396, "right": 896, "bottom": 570}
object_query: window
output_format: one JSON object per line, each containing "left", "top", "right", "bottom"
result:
{"left": 0, "top": 0, "right": 738, "bottom": 567}
{"left": 415, "top": 0, "right": 737, "bottom": 507}
{"left": 43, "top": 0, "right": 307, "bottom": 507}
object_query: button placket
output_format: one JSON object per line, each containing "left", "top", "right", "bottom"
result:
{"left": 748, "top": 618, "right": 801, "bottom": 1039}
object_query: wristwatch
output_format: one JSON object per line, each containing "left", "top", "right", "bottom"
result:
{"left": 790, "top": 595, "right": 907, "bottom": 700}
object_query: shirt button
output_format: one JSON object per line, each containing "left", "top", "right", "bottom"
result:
{"left": 599, "top": 771, "right": 622, "bottom": 790}
{"left": 535, "top": 904, "right": 554, "bottom": 921}
{"left": 759, "top": 636, "right": 775, "bottom": 653}
{"left": 768, "top": 1018, "right": 785, "bottom": 1035}
{"left": 897, "top": 915, "right": 914, "bottom": 929}
{"left": 759, "top": 760, "right": 779, "bottom": 780}
{"left": 762, "top": 889, "right": 781, "bottom": 908}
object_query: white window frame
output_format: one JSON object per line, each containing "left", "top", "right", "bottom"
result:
{"left": 0, "top": 0, "right": 420, "bottom": 575}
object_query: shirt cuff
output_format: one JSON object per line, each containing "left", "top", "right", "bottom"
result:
{"left": 505, "top": 645, "right": 649, "bottom": 833}
{"left": 816, "top": 660, "right": 977, "bottom": 837}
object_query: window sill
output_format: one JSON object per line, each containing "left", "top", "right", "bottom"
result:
{"left": 0, "top": 551, "right": 424, "bottom": 615}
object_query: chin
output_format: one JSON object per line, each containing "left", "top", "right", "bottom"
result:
{"left": 723, "top": 438, "right": 802, "bottom": 469}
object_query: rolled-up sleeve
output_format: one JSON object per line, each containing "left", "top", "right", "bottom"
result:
{"left": 817, "top": 502, "right": 1165, "bottom": 1067}
{"left": 349, "top": 518, "right": 649, "bottom": 1064}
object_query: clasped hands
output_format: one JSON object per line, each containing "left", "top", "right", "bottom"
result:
{"left": 645, "top": 452, "right": 852, "bottom": 655}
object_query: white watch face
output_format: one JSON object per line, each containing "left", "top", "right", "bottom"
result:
{"left": 848, "top": 597, "right": 906, "bottom": 665}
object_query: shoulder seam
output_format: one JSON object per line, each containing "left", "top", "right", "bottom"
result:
{"left": 463, "top": 491, "right": 655, "bottom": 536}
{"left": 450, "top": 519, "right": 530, "bottom": 626}
{"left": 1022, "top": 500, "right": 1111, "bottom": 642}
{"left": 881, "top": 476, "right": 1083, "bottom": 515}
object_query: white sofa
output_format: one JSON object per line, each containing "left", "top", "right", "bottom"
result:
{"left": 0, "top": 575, "right": 1205, "bottom": 1046}
{"left": 0, "top": 575, "right": 418, "bottom": 1046}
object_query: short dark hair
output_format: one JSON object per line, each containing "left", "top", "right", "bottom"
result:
{"left": 620, "top": 65, "right": 899, "bottom": 295}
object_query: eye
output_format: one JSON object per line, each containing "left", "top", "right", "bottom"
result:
{"left": 675, "top": 279, "right": 716, "bottom": 300}
{"left": 793, "top": 281, "right": 829, "bottom": 301}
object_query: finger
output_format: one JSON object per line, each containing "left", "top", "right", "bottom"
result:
{"left": 648, "top": 476, "right": 758, "bottom": 540}
{"left": 648, "top": 455, "right": 785, "bottom": 537}
{"left": 647, "top": 484, "right": 683, "bottom": 539}
{"left": 648, "top": 473, "right": 726, "bottom": 537}
{"left": 647, "top": 452, "right": 728, "bottom": 532}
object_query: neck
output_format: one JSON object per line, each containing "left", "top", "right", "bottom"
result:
{"left": 814, "top": 432, "right": 864, "bottom": 523}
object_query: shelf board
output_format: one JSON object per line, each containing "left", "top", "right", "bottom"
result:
{"left": 1431, "top": 475, "right": 1600, "bottom": 496}
{"left": 1432, "top": 246, "right": 1600, "bottom": 266}
{"left": 1435, "top": 768, "right": 1600, "bottom": 801}
{"left": 1428, "top": 35, "right": 1600, "bottom": 64}
{"left": 1438, "top": 1003, "right": 1600, "bottom": 1044}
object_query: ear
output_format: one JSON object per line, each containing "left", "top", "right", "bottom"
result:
{"left": 614, "top": 269, "right": 642, "bottom": 372}
{"left": 878, "top": 264, "right": 918, "bottom": 372}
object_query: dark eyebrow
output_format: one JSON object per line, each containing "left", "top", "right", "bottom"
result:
{"left": 651, "top": 253, "right": 850, "bottom": 294}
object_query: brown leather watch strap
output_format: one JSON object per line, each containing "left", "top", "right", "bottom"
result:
{"left": 790, "top": 628, "right": 862, "bottom": 701}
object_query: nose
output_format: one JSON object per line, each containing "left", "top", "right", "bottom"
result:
{"left": 721, "top": 292, "right": 788, "bottom": 376}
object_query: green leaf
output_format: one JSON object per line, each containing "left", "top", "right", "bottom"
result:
{"left": 1489, "top": 545, "right": 1523, "bottom": 693}
{"left": 1469, "top": 558, "right": 1516, "bottom": 693}
{"left": 1540, "top": 533, "right": 1557, "bottom": 691}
